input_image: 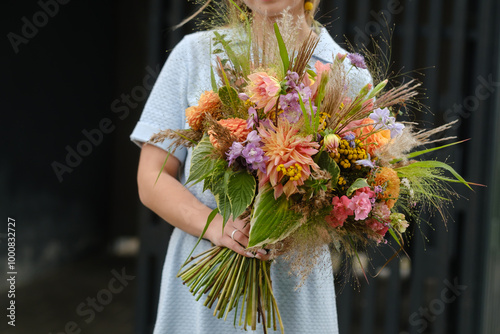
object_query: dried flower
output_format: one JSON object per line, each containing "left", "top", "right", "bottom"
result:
{"left": 209, "top": 118, "right": 251, "bottom": 149}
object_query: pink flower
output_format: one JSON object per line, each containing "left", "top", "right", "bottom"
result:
{"left": 366, "top": 218, "right": 389, "bottom": 237}
{"left": 247, "top": 72, "right": 281, "bottom": 113}
{"left": 348, "top": 192, "right": 372, "bottom": 220}
{"left": 355, "top": 187, "right": 376, "bottom": 199}
{"left": 311, "top": 61, "right": 331, "bottom": 99}
{"left": 372, "top": 202, "right": 391, "bottom": 221}
{"left": 326, "top": 196, "right": 353, "bottom": 228}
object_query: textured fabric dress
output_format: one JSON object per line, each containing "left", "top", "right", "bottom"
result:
{"left": 131, "top": 27, "right": 372, "bottom": 334}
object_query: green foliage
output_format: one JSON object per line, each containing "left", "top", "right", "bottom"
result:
{"left": 227, "top": 171, "right": 256, "bottom": 220}
{"left": 273, "top": 23, "right": 289, "bottom": 77}
{"left": 346, "top": 178, "right": 370, "bottom": 196}
{"left": 247, "top": 185, "right": 302, "bottom": 248}
{"left": 219, "top": 86, "right": 240, "bottom": 108}
{"left": 315, "top": 151, "right": 340, "bottom": 187}
{"left": 186, "top": 136, "right": 221, "bottom": 186}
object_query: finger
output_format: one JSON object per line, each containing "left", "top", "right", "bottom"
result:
{"left": 228, "top": 229, "right": 249, "bottom": 248}
{"left": 226, "top": 239, "right": 255, "bottom": 258}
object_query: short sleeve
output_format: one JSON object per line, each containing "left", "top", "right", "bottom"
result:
{"left": 130, "top": 36, "right": 191, "bottom": 164}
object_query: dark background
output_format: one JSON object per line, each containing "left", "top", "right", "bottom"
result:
{"left": 1, "top": 0, "right": 499, "bottom": 334}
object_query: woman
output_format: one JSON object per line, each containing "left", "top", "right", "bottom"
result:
{"left": 131, "top": 1, "right": 372, "bottom": 333}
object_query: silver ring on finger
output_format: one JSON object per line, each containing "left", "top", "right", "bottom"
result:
{"left": 231, "top": 229, "right": 239, "bottom": 241}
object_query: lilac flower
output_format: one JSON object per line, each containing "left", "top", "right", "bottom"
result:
{"left": 245, "top": 130, "right": 261, "bottom": 145}
{"left": 285, "top": 71, "right": 300, "bottom": 89}
{"left": 369, "top": 108, "right": 391, "bottom": 130}
{"left": 374, "top": 185, "right": 384, "bottom": 194}
{"left": 347, "top": 53, "right": 367, "bottom": 69}
{"left": 387, "top": 122, "right": 405, "bottom": 138}
{"left": 368, "top": 107, "right": 405, "bottom": 138}
{"left": 246, "top": 107, "right": 258, "bottom": 129}
{"left": 242, "top": 143, "right": 268, "bottom": 173}
{"left": 226, "top": 142, "right": 244, "bottom": 166}
{"left": 355, "top": 158, "right": 375, "bottom": 169}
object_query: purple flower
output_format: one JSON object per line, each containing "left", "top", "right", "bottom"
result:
{"left": 246, "top": 107, "right": 258, "bottom": 129}
{"left": 369, "top": 108, "right": 391, "bottom": 130}
{"left": 374, "top": 185, "right": 384, "bottom": 194}
{"left": 242, "top": 143, "right": 268, "bottom": 173}
{"left": 226, "top": 142, "right": 244, "bottom": 166}
{"left": 387, "top": 122, "right": 405, "bottom": 138}
{"left": 342, "top": 132, "right": 356, "bottom": 148}
{"left": 245, "top": 130, "right": 261, "bottom": 145}
{"left": 347, "top": 53, "right": 367, "bottom": 69}
{"left": 355, "top": 158, "right": 375, "bottom": 169}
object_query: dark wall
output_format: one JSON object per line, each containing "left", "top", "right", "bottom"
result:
{"left": 1, "top": 0, "right": 145, "bottom": 288}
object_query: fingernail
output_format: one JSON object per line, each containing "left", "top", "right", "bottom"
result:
{"left": 257, "top": 249, "right": 267, "bottom": 255}
{"left": 255, "top": 254, "right": 262, "bottom": 260}
{"left": 245, "top": 251, "right": 255, "bottom": 258}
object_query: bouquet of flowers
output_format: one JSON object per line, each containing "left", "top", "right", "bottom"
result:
{"left": 151, "top": 6, "right": 471, "bottom": 333}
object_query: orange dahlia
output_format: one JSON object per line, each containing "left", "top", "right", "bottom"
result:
{"left": 209, "top": 118, "right": 251, "bottom": 149}
{"left": 350, "top": 118, "right": 391, "bottom": 156}
{"left": 258, "top": 119, "right": 320, "bottom": 199}
{"left": 185, "top": 90, "right": 222, "bottom": 131}
{"left": 371, "top": 167, "right": 400, "bottom": 209}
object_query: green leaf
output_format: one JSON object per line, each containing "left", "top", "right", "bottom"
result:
{"left": 247, "top": 185, "right": 302, "bottom": 248}
{"left": 273, "top": 23, "right": 289, "bottom": 76}
{"left": 316, "top": 151, "right": 340, "bottom": 186}
{"left": 388, "top": 227, "right": 403, "bottom": 248}
{"left": 179, "top": 207, "right": 219, "bottom": 271}
{"left": 215, "top": 192, "right": 232, "bottom": 227}
{"left": 186, "top": 136, "right": 219, "bottom": 186}
{"left": 213, "top": 31, "right": 242, "bottom": 73}
{"left": 210, "top": 65, "right": 218, "bottom": 92}
{"left": 346, "top": 178, "right": 370, "bottom": 196}
{"left": 227, "top": 171, "right": 256, "bottom": 220}
{"left": 218, "top": 86, "right": 239, "bottom": 108}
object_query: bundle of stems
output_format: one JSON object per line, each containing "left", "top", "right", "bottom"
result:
{"left": 178, "top": 246, "right": 284, "bottom": 333}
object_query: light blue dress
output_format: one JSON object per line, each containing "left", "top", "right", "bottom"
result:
{"left": 131, "top": 27, "right": 372, "bottom": 334}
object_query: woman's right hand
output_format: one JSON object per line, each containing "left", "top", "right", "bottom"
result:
{"left": 205, "top": 215, "right": 270, "bottom": 261}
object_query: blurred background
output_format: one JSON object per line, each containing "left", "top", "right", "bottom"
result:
{"left": 1, "top": 0, "right": 499, "bottom": 333}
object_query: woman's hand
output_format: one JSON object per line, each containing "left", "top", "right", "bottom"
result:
{"left": 206, "top": 215, "right": 270, "bottom": 261}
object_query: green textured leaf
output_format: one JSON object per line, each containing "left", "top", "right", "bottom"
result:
{"left": 227, "top": 171, "right": 256, "bottom": 220}
{"left": 346, "top": 178, "right": 370, "bottom": 196}
{"left": 273, "top": 23, "right": 289, "bottom": 76}
{"left": 247, "top": 185, "right": 302, "bottom": 248}
{"left": 186, "top": 136, "right": 219, "bottom": 186}
{"left": 316, "top": 151, "right": 340, "bottom": 186}
{"left": 215, "top": 193, "right": 232, "bottom": 227}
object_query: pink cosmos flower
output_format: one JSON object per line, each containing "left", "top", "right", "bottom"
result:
{"left": 326, "top": 195, "right": 353, "bottom": 228}
{"left": 348, "top": 192, "right": 372, "bottom": 220}
{"left": 247, "top": 72, "right": 281, "bottom": 113}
